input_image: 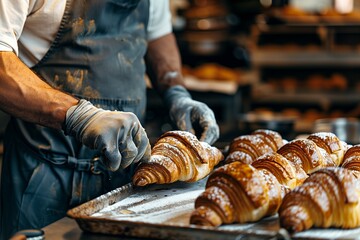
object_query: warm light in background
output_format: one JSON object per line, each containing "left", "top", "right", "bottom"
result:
{"left": 335, "top": 0, "right": 354, "bottom": 13}
{"left": 260, "top": 0, "right": 272, "bottom": 8}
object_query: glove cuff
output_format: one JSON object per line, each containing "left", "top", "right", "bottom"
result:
{"left": 64, "top": 99, "right": 103, "bottom": 138}
{"left": 163, "top": 85, "right": 192, "bottom": 107}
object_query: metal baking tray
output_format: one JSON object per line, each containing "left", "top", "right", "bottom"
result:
{"left": 67, "top": 179, "right": 360, "bottom": 240}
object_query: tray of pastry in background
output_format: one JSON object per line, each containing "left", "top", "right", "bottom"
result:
{"left": 265, "top": 6, "right": 360, "bottom": 25}
{"left": 265, "top": 6, "right": 320, "bottom": 25}
{"left": 67, "top": 178, "right": 360, "bottom": 240}
{"left": 181, "top": 63, "right": 255, "bottom": 95}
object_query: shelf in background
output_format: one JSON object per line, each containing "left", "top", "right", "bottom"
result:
{"left": 251, "top": 50, "right": 360, "bottom": 67}
{"left": 252, "top": 91, "right": 360, "bottom": 105}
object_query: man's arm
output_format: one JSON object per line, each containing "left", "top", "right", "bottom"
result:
{"left": 0, "top": 51, "right": 151, "bottom": 170}
{"left": 145, "top": 33, "right": 220, "bottom": 145}
{"left": 145, "top": 33, "right": 184, "bottom": 94}
{"left": 0, "top": 51, "right": 78, "bottom": 129}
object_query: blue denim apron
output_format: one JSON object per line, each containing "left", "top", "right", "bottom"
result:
{"left": 0, "top": 0, "right": 149, "bottom": 238}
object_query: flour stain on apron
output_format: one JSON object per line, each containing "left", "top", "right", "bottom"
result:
{"left": 54, "top": 70, "right": 100, "bottom": 98}
{"left": 72, "top": 18, "right": 97, "bottom": 36}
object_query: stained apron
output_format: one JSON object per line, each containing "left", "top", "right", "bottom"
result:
{"left": 0, "top": 0, "right": 150, "bottom": 239}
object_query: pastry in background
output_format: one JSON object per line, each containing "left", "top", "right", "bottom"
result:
{"left": 282, "top": 5, "right": 309, "bottom": 17}
{"left": 266, "top": 78, "right": 281, "bottom": 91}
{"left": 181, "top": 65, "right": 193, "bottom": 77}
{"left": 191, "top": 63, "right": 219, "bottom": 80}
{"left": 184, "top": 2, "right": 228, "bottom": 19}
{"left": 329, "top": 73, "right": 348, "bottom": 91}
{"left": 329, "top": 109, "right": 345, "bottom": 119}
{"left": 276, "top": 5, "right": 319, "bottom": 23}
{"left": 303, "top": 109, "right": 324, "bottom": 122}
{"left": 281, "top": 77, "right": 298, "bottom": 92}
{"left": 281, "top": 108, "right": 301, "bottom": 119}
{"left": 344, "top": 10, "right": 360, "bottom": 22}
{"left": 252, "top": 108, "right": 274, "bottom": 119}
{"left": 306, "top": 74, "right": 327, "bottom": 91}
{"left": 191, "top": 63, "right": 240, "bottom": 82}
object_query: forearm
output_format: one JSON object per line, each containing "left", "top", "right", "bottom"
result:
{"left": 0, "top": 51, "right": 78, "bottom": 129}
{"left": 145, "top": 33, "right": 185, "bottom": 94}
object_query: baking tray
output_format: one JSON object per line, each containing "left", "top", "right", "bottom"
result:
{"left": 67, "top": 179, "right": 360, "bottom": 240}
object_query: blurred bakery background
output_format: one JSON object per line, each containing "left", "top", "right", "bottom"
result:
{"left": 145, "top": 0, "right": 360, "bottom": 147}
{"left": 1, "top": 0, "right": 360, "bottom": 152}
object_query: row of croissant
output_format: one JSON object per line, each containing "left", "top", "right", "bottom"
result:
{"left": 132, "top": 130, "right": 360, "bottom": 233}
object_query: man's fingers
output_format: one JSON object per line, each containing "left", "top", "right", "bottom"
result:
{"left": 192, "top": 104, "right": 219, "bottom": 145}
{"left": 131, "top": 123, "right": 151, "bottom": 163}
{"left": 175, "top": 111, "right": 195, "bottom": 135}
{"left": 119, "top": 139, "right": 138, "bottom": 169}
{"left": 103, "top": 144, "right": 122, "bottom": 171}
{"left": 199, "top": 124, "right": 220, "bottom": 145}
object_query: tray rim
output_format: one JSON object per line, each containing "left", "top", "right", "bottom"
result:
{"left": 66, "top": 181, "right": 284, "bottom": 239}
{"left": 66, "top": 181, "right": 360, "bottom": 240}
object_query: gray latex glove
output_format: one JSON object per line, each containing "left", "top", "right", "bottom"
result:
{"left": 164, "top": 85, "right": 220, "bottom": 145}
{"left": 64, "top": 99, "right": 151, "bottom": 171}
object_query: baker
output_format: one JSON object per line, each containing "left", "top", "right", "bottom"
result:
{"left": 0, "top": 0, "right": 219, "bottom": 238}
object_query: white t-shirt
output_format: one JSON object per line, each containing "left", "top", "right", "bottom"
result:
{"left": 0, "top": 0, "right": 172, "bottom": 67}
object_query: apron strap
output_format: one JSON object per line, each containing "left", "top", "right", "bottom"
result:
{"left": 37, "top": 149, "right": 107, "bottom": 175}
{"left": 66, "top": 156, "right": 105, "bottom": 174}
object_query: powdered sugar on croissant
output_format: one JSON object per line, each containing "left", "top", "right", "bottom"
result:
{"left": 225, "top": 129, "right": 284, "bottom": 164}
{"left": 190, "top": 162, "right": 283, "bottom": 226}
{"left": 307, "top": 132, "right": 347, "bottom": 166}
{"left": 341, "top": 144, "right": 360, "bottom": 178}
{"left": 277, "top": 138, "right": 336, "bottom": 174}
{"left": 132, "top": 131, "right": 224, "bottom": 187}
{"left": 190, "top": 131, "right": 347, "bottom": 227}
{"left": 279, "top": 167, "right": 360, "bottom": 232}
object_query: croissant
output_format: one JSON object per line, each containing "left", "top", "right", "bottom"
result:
{"left": 341, "top": 144, "right": 360, "bottom": 178}
{"left": 307, "top": 132, "right": 347, "bottom": 166}
{"left": 189, "top": 162, "right": 283, "bottom": 227}
{"left": 252, "top": 152, "right": 308, "bottom": 189}
{"left": 190, "top": 132, "right": 343, "bottom": 227}
{"left": 279, "top": 167, "right": 360, "bottom": 233}
{"left": 225, "top": 129, "right": 284, "bottom": 164}
{"left": 132, "top": 131, "right": 224, "bottom": 187}
{"left": 277, "top": 139, "right": 336, "bottom": 174}
{"left": 251, "top": 134, "right": 343, "bottom": 190}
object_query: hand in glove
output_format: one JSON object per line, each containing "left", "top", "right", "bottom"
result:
{"left": 164, "top": 85, "right": 220, "bottom": 145}
{"left": 64, "top": 99, "right": 151, "bottom": 171}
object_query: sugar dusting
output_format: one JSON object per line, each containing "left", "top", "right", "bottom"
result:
{"left": 92, "top": 185, "right": 204, "bottom": 226}
{"left": 294, "top": 227, "right": 360, "bottom": 238}
{"left": 89, "top": 179, "right": 360, "bottom": 238}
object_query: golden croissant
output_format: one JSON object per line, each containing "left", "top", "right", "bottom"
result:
{"left": 252, "top": 152, "right": 308, "bottom": 190}
{"left": 252, "top": 133, "right": 344, "bottom": 190}
{"left": 132, "top": 131, "right": 224, "bottom": 187}
{"left": 190, "top": 162, "right": 283, "bottom": 227}
{"left": 307, "top": 132, "right": 347, "bottom": 166}
{"left": 190, "top": 131, "right": 346, "bottom": 227}
{"left": 225, "top": 129, "right": 284, "bottom": 164}
{"left": 279, "top": 167, "right": 360, "bottom": 233}
{"left": 341, "top": 144, "right": 360, "bottom": 178}
{"left": 277, "top": 138, "right": 336, "bottom": 174}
